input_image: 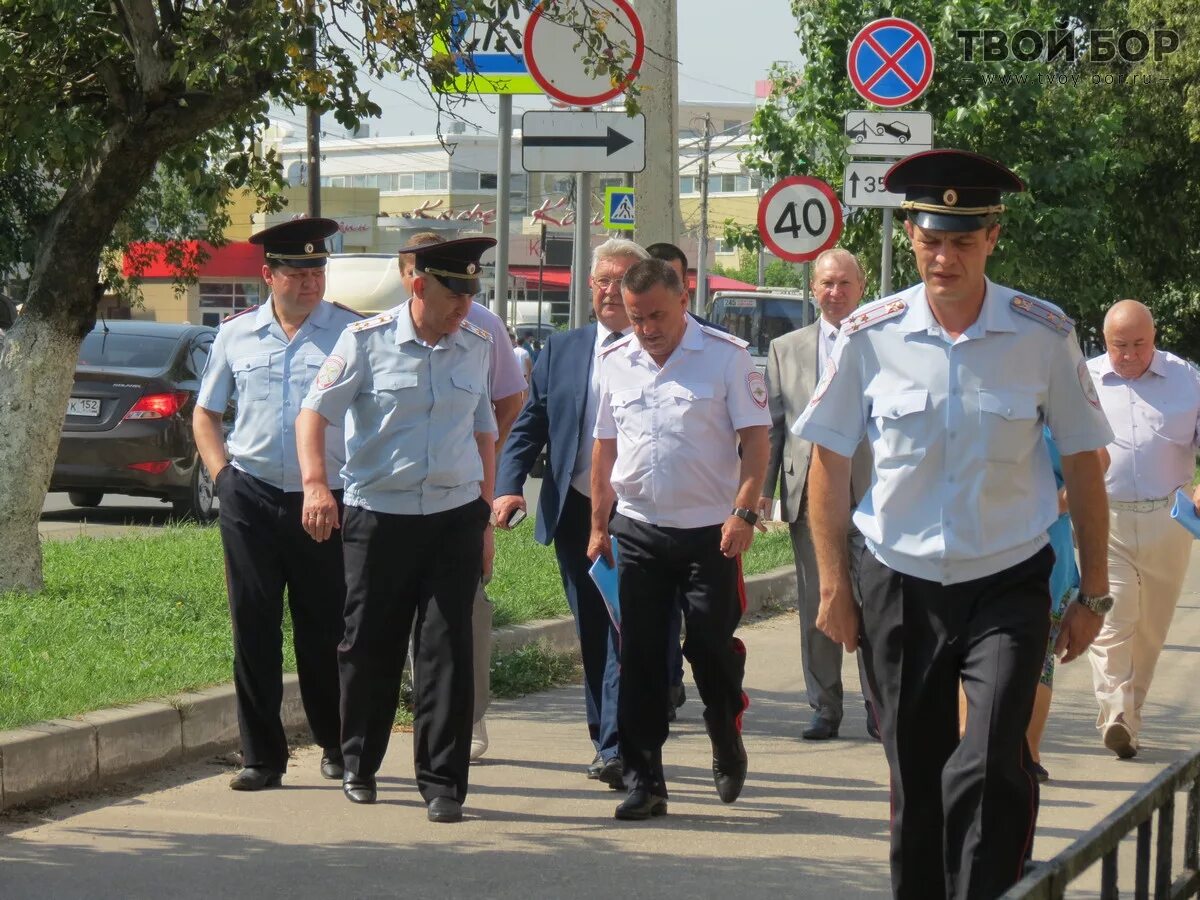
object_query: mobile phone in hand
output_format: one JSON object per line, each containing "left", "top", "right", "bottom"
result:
{"left": 505, "top": 508, "right": 528, "bottom": 527}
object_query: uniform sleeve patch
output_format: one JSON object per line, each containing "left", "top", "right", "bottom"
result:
{"left": 314, "top": 355, "right": 346, "bottom": 390}
{"left": 1077, "top": 358, "right": 1101, "bottom": 409}
{"left": 747, "top": 370, "right": 768, "bottom": 409}
{"left": 810, "top": 358, "right": 836, "bottom": 407}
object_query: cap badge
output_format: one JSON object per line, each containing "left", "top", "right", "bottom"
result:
{"left": 467, "top": 262, "right": 478, "bottom": 275}
{"left": 304, "top": 242, "right": 314, "bottom": 253}
{"left": 943, "top": 189, "right": 958, "bottom": 207}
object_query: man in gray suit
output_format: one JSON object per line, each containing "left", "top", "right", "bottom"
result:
{"left": 760, "top": 249, "right": 877, "bottom": 740}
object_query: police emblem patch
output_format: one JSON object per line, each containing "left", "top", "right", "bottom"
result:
{"left": 810, "top": 358, "right": 836, "bottom": 406}
{"left": 315, "top": 355, "right": 345, "bottom": 390}
{"left": 1077, "top": 358, "right": 1101, "bottom": 410}
{"left": 747, "top": 371, "right": 768, "bottom": 409}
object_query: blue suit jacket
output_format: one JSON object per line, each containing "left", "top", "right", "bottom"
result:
{"left": 496, "top": 324, "right": 597, "bottom": 546}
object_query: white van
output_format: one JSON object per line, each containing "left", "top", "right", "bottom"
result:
{"left": 707, "top": 289, "right": 817, "bottom": 370}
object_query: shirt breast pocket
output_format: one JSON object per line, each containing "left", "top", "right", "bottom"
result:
{"left": 610, "top": 387, "right": 648, "bottom": 440}
{"left": 978, "top": 390, "right": 1039, "bottom": 462}
{"left": 665, "top": 383, "right": 714, "bottom": 433}
{"left": 872, "top": 390, "right": 929, "bottom": 461}
{"left": 373, "top": 372, "right": 420, "bottom": 411}
{"left": 232, "top": 355, "right": 271, "bottom": 402}
{"left": 450, "top": 371, "right": 484, "bottom": 418}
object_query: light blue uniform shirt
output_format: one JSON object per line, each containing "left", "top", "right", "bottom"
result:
{"left": 793, "top": 279, "right": 1113, "bottom": 585}
{"left": 196, "top": 299, "right": 363, "bottom": 492}
{"left": 301, "top": 300, "right": 497, "bottom": 515}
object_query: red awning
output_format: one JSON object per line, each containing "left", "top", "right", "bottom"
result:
{"left": 508, "top": 265, "right": 756, "bottom": 292}
{"left": 123, "top": 241, "right": 264, "bottom": 279}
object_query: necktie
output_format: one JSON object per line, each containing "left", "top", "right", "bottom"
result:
{"left": 602, "top": 331, "right": 621, "bottom": 347}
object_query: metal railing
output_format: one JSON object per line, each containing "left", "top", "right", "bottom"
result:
{"left": 1005, "top": 750, "right": 1200, "bottom": 899}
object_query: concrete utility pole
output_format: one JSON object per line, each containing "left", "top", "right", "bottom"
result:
{"left": 632, "top": 0, "right": 680, "bottom": 247}
{"left": 571, "top": 173, "right": 592, "bottom": 328}
{"left": 694, "top": 114, "right": 712, "bottom": 314}
{"left": 493, "top": 94, "right": 513, "bottom": 322}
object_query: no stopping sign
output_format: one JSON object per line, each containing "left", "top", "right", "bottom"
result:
{"left": 757, "top": 176, "right": 844, "bottom": 263}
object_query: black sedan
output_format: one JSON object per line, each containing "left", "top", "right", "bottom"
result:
{"left": 50, "top": 320, "right": 222, "bottom": 520}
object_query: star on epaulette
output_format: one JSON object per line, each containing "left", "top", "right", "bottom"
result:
{"left": 349, "top": 312, "right": 395, "bottom": 333}
{"left": 1010, "top": 295, "right": 1074, "bottom": 335}
{"left": 700, "top": 323, "right": 749, "bottom": 349}
{"left": 222, "top": 305, "right": 259, "bottom": 324}
{"left": 460, "top": 319, "right": 492, "bottom": 342}
{"left": 842, "top": 299, "right": 907, "bottom": 335}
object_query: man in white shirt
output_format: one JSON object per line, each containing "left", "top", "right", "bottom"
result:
{"left": 589, "top": 258, "right": 771, "bottom": 820}
{"left": 1086, "top": 299, "right": 1200, "bottom": 758}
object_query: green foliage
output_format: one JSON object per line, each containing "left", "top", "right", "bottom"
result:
{"left": 712, "top": 251, "right": 808, "bottom": 289}
{"left": 732, "top": 0, "right": 1200, "bottom": 358}
{"left": 489, "top": 642, "right": 582, "bottom": 699}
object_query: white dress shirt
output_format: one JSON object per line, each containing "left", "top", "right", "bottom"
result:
{"left": 1087, "top": 350, "right": 1200, "bottom": 501}
{"left": 570, "top": 323, "right": 627, "bottom": 497}
{"left": 594, "top": 316, "right": 771, "bottom": 529}
{"left": 817, "top": 316, "right": 840, "bottom": 373}
{"left": 794, "top": 279, "right": 1113, "bottom": 584}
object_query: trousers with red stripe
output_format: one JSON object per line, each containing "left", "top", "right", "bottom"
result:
{"left": 855, "top": 541, "right": 1053, "bottom": 900}
{"left": 611, "top": 513, "right": 748, "bottom": 798}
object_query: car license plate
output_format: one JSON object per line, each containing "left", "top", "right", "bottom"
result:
{"left": 67, "top": 397, "right": 101, "bottom": 417}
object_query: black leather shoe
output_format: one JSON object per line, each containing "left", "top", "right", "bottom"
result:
{"left": 342, "top": 774, "right": 377, "bottom": 805}
{"left": 596, "top": 756, "right": 625, "bottom": 790}
{"left": 320, "top": 751, "right": 344, "bottom": 780}
{"left": 229, "top": 766, "right": 282, "bottom": 791}
{"left": 712, "top": 735, "right": 748, "bottom": 804}
{"left": 802, "top": 716, "right": 839, "bottom": 741}
{"left": 427, "top": 797, "right": 463, "bottom": 823}
{"left": 614, "top": 788, "right": 667, "bottom": 821}
{"left": 586, "top": 753, "right": 604, "bottom": 779}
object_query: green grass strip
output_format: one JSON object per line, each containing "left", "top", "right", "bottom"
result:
{"left": 0, "top": 523, "right": 791, "bottom": 730}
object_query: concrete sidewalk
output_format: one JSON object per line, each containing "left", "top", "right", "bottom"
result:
{"left": 2, "top": 559, "right": 1199, "bottom": 899}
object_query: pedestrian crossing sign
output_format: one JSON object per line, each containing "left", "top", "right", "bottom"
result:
{"left": 604, "top": 187, "right": 636, "bottom": 231}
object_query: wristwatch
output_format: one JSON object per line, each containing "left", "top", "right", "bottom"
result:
{"left": 732, "top": 507, "right": 759, "bottom": 526}
{"left": 1075, "top": 592, "right": 1114, "bottom": 615}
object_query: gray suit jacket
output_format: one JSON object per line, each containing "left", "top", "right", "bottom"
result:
{"left": 765, "top": 321, "right": 872, "bottom": 524}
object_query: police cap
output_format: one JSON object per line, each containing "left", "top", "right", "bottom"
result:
{"left": 399, "top": 236, "right": 497, "bottom": 295}
{"left": 885, "top": 150, "right": 1025, "bottom": 232}
{"left": 250, "top": 217, "right": 340, "bottom": 268}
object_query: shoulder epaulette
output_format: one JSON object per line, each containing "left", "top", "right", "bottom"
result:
{"left": 222, "top": 305, "right": 259, "bottom": 324}
{"left": 1010, "top": 295, "right": 1074, "bottom": 335}
{"left": 700, "top": 323, "right": 749, "bottom": 349}
{"left": 598, "top": 333, "right": 634, "bottom": 357}
{"left": 349, "top": 311, "right": 395, "bottom": 333}
{"left": 330, "top": 301, "right": 367, "bottom": 318}
{"left": 842, "top": 299, "right": 907, "bottom": 335}
{"left": 460, "top": 319, "right": 493, "bottom": 342}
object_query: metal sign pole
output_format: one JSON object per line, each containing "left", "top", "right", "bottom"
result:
{"left": 571, "top": 171, "right": 592, "bottom": 328}
{"left": 494, "top": 94, "right": 513, "bottom": 321}
{"left": 537, "top": 222, "right": 546, "bottom": 337}
{"left": 880, "top": 208, "right": 893, "bottom": 297}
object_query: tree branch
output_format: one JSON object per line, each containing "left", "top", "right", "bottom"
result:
{"left": 112, "top": 0, "right": 171, "bottom": 98}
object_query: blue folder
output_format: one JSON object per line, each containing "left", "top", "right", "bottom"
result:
{"left": 1170, "top": 489, "right": 1200, "bottom": 540}
{"left": 588, "top": 541, "right": 621, "bottom": 630}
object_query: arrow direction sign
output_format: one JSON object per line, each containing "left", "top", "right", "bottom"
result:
{"left": 843, "top": 160, "right": 904, "bottom": 209}
{"left": 521, "top": 111, "right": 646, "bottom": 173}
{"left": 844, "top": 110, "right": 933, "bottom": 158}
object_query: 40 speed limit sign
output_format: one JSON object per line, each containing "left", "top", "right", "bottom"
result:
{"left": 757, "top": 176, "right": 844, "bottom": 263}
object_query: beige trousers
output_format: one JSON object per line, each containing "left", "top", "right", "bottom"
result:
{"left": 1088, "top": 505, "right": 1192, "bottom": 737}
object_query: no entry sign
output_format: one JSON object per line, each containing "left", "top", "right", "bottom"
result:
{"left": 757, "top": 176, "right": 843, "bottom": 263}
{"left": 523, "top": 0, "right": 644, "bottom": 107}
{"left": 847, "top": 18, "right": 934, "bottom": 108}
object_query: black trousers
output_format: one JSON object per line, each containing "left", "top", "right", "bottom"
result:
{"left": 611, "top": 513, "right": 747, "bottom": 797}
{"left": 339, "top": 498, "right": 488, "bottom": 803}
{"left": 855, "top": 544, "right": 1053, "bottom": 900}
{"left": 215, "top": 467, "right": 344, "bottom": 772}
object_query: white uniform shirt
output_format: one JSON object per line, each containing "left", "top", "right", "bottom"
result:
{"left": 570, "top": 323, "right": 629, "bottom": 498}
{"left": 817, "top": 317, "right": 840, "bottom": 373}
{"left": 793, "top": 280, "right": 1113, "bottom": 585}
{"left": 1088, "top": 350, "right": 1200, "bottom": 501}
{"left": 594, "top": 316, "right": 771, "bottom": 528}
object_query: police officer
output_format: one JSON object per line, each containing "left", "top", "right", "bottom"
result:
{"left": 296, "top": 237, "right": 497, "bottom": 824}
{"left": 793, "top": 150, "right": 1114, "bottom": 900}
{"left": 589, "top": 258, "right": 771, "bottom": 821}
{"left": 193, "top": 217, "right": 362, "bottom": 791}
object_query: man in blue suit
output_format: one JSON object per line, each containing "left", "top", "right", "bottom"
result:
{"left": 494, "top": 238, "right": 648, "bottom": 789}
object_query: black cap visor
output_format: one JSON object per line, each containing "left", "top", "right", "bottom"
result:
{"left": 907, "top": 210, "right": 996, "bottom": 232}
{"left": 422, "top": 269, "right": 478, "bottom": 296}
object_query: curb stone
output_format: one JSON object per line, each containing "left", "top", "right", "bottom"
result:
{"left": 0, "top": 564, "right": 795, "bottom": 812}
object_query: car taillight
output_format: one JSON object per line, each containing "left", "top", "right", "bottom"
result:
{"left": 123, "top": 391, "right": 189, "bottom": 420}
{"left": 127, "top": 460, "right": 172, "bottom": 474}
